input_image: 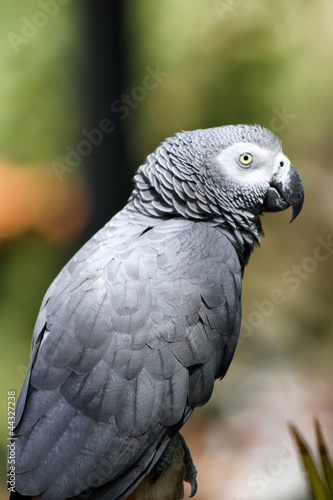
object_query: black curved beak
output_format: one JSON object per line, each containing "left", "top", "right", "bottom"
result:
{"left": 263, "top": 164, "right": 304, "bottom": 222}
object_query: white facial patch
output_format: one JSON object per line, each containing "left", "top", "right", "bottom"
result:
{"left": 214, "top": 142, "right": 291, "bottom": 188}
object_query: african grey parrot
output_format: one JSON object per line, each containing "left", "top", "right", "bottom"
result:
{"left": 10, "top": 124, "right": 304, "bottom": 499}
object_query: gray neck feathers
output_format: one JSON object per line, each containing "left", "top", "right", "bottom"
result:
{"left": 128, "top": 143, "right": 264, "bottom": 267}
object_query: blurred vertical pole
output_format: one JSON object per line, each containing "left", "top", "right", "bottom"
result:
{"left": 82, "top": 0, "right": 130, "bottom": 240}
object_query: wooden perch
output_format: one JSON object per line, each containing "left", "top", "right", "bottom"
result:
{"left": 126, "top": 436, "right": 187, "bottom": 500}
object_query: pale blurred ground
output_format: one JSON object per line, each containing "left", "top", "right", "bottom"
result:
{"left": 181, "top": 366, "right": 333, "bottom": 499}
{"left": 1, "top": 1, "right": 333, "bottom": 498}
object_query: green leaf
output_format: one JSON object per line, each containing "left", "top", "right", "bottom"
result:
{"left": 315, "top": 419, "right": 333, "bottom": 497}
{"left": 289, "top": 423, "right": 331, "bottom": 500}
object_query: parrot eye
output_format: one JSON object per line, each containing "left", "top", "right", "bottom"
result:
{"left": 239, "top": 152, "right": 253, "bottom": 167}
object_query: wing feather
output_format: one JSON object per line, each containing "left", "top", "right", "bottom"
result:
{"left": 13, "top": 218, "right": 242, "bottom": 499}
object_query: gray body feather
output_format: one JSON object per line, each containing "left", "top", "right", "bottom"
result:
{"left": 11, "top": 125, "right": 304, "bottom": 499}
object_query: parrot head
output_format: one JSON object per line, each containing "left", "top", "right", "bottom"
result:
{"left": 208, "top": 127, "right": 304, "bottom": 223}
{"left": 133, "top": 123, "right": 304, "bottom": 256}
{"left": 164, "top": 124, "right": 304, "bottom": 223}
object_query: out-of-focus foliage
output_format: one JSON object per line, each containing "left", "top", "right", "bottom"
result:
{"left": 1, "top": 1, "right": 333, "bottom": 498}
{"left": 0, "top": 1, "right": 82, "bottom": 162}
{"left": 0, "top": 1, "right": 83, "bottom": 492}
{"left": 126, "top": 0, "right": 333, "bottom": 159}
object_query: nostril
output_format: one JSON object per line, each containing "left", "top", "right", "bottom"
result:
{"left": 279, "top": 161, "right": 284, "bottom": 167}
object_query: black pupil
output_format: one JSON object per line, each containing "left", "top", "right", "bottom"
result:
{"left": 243, "top": 155, "right": 249, "bottom": 161}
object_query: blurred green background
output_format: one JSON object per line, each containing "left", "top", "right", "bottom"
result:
{"left": 1, "top": 1, "right": 333, "bottom": 498}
